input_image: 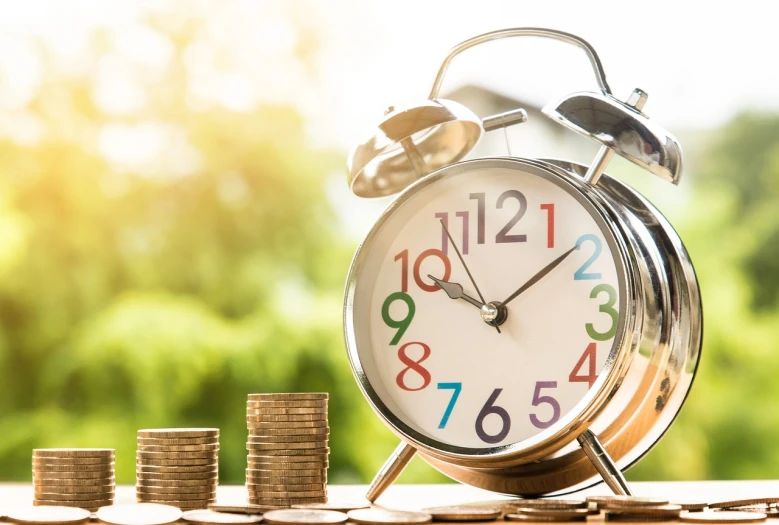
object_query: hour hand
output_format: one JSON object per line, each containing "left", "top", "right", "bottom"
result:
{"left": 428, "top": 275, "right": 484, "bottom": 309}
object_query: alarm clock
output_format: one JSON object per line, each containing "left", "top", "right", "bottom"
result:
{"left": 343, "top": 28, "right": 701, "bottom": 500}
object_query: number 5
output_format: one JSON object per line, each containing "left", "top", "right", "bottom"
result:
{"left": 529, "top": 381, "right": 560, "bottom": 429}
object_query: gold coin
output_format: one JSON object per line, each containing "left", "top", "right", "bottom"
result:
{"left": 208, "top": 505, "right": 276, "bottom": 514}
{"left": 6, "top": 506, "right": 92, "bottom": 524}
{"left": 135, "top": 491, "right": 216, "bottom": 501}
{"left": 291, "top": 501, "right": 370, "bottom": 512}
{"left": 136, "top": 477, "right": 217, "bottom": 487}
{"left": 247, "top": 400, "right": 327, "bottom": 408}
{"left": 422, "top": 506, "right": 501, "bottom": 522}
{"left": 248, "top": 394, "right": 328, "bottom": 401}
{"left": 603, "top": 505, "right": 682, "bottom": 521}
{"left": 246, "top": 414, "right": 327, "bottom": 423}
{"left": 33, "top": 449, "right": 114, "bottom": 458}
{"left": 32, "top": 470, "right": 114, "bottom": 478}
{"left": 34, "top": 483, "right": 114, "bottom": 493}
{"left": 137, "top": 472, "right": 218, "bottom": 482}
{"left": 138, "top": 436, "right": 218, "bottom": 445}
{"left": 136, "top": 457, "right": 218, "bottom": 467}
{"left": 138, "top": 429, "right": 220, "bottom": 439}
{"left": 182, "top": 510, "right": 264, "bottom": 524}
{"left": 587, "top": 496, "right": 670, "bottom": 508}
{"left": 247, "top": 476, "right": 327, "bottom": 485}
{"left": 675, "top": 502, "right": 709, "bottom": 511}
{"left": 248, "top": 427, "right": 329, "bottom": 436}
{"left": 137, "top": 450, "right": 219, "bottom": 459}
{"left": 136, "top": 497, "right": 215, "bottom": 508}
{"left": 507, "top": 500, "right": 586, "bottom": 510}
{"left": 137, "top": 464, "right": 218, "bottom": 473}
{"left": 505, "top": 514, "right": 586, "bottom": 522}
{"left": 248, "top": 491, "right": 327, "bottom": 499}
{"left": 710, "top": 499, "right": 779, "bottom": 510}
{"left": 247, "top": 407, "right": 327, "bottom": 415}
{"left": 249, "top": 498, "right": 327, "bottom": 506}
{"left": 34, "top": 498, "right": 114, "bottom": 507}
{"left": 33, "top": 456, "right": 114, "bottom": 465}
{"left": 247, "top": 434, "right": 329, "bottom": 444}
{"left": 135, "top": 484, "right": 217, "bottom": 498}
{"left": 97, "top": 503, "right": 184, "bottom": 525}
{"left": 246, "top": 448, "right": 329, "bottom": 463}
{"left": 347, "top": 509, "right": 432, "bottom": 525}
{"left": 138, "top": 444, "right": 221, "bottom": 453}
{"left": 33, "top": 490, "right": 115, "bottom": 501}
{"left": 263, "top": 510, "right": 346, "bottom": 525}
{"left": 247, "top": 462, "right": 328, "bottom": 471}
{"left": 246, "top": 441, "right": 328, "bottom": 450}
{"left": 33, "top": 463, "right": 115, "bottom": 473}
{"left": 681, "top": 511, "right": 767, "bottom": 523}
{"left": 246, "top": 468, "right": 326, "bottom": 477}
{"left": 248, "top": 484, "right": 327, "bottom": 492}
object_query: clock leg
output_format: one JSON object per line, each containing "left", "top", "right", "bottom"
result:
{"left": 365, "top": 441, "right": 417, "bottom": 502}
{"left": 577, "top": 429, "right": 633, "bottom": 496}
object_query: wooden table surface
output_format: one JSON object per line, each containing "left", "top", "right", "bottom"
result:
{"left": 1, "top": 482, "right": 778, "bottom": 523}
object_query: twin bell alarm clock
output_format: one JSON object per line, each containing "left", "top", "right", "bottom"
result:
{"left": 343, "top": 28, "right": 702, "bottom": 501}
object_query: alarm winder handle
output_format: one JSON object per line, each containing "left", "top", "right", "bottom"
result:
{"left": 365, "top": 441, "right": 417, "bottom": 503}
{"left": 577, "top": 430, "right": 633, "bottom": 496}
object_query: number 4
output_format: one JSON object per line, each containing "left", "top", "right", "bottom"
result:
{"left": 569, "top": 342, "right": 598, "bottom": 388}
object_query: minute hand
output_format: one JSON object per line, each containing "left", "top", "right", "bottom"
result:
{"left": 501, "top": 245, "right": 578, "bottom": 307}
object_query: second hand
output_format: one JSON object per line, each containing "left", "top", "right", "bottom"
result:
{"left": 439, "top": 219, "right": 500, "bottom": 334}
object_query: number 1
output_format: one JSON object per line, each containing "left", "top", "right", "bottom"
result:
{"left": 540, "top": 203, "right": 554, "bottom": 248}
{"left": 437, "top": 382, "right": 462, "bottom": 428}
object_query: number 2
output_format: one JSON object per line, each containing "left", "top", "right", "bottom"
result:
{"left": 574, "top": 234, "right": 602, "bottom": 280}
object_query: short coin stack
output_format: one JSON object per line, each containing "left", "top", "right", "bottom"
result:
{"left": 32, "top": 448, "right": 115, "bottom": 512}
{"left": 136, "top": 428, "right": 219, "bottom": 510}
{"left": 246, "top": 393, "right": 329, "bottom": 506}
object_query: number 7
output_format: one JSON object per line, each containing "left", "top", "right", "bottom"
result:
{"left": 437, "top": 382, "right": 462, "bottom": 429}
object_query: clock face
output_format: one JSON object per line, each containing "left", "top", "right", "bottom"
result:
{"left": 347, "top": 159, "right": 627, "bottom": 451}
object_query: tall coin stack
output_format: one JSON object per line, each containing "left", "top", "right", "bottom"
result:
{"left": 246, "top": 393, "right": 329, "bottom": 506}
{"left": 136, "top": 428, "right": 219, "bottom": 510}
{"left": 32, "top": 448, "right": 115, "bottom": 512}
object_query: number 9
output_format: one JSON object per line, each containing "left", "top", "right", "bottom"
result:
{"left": 382, "top": 292, "right": 416, "bottom": 345}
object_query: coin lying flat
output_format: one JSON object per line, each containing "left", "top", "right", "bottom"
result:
{"left": 247, "top": 477, "right": 327, "bottom": 485}
{"left": 248, "top": 400, "right": 328, "bottom": 408}
{"left": 347, "top": 509, "right": 432, "bottom": 525}
{"left": 208, "top": 505, "right": 275, "bottom": 514}
{"left": 604, "top": 504, "right": 682, "bottom": 521}
{"left": 136, "top": 458, "right": 218, "bottom": 467}
{"left": 35, "top": 484, "right": 114, "bottom": 494}
{"left": 181, "top": 510, "right": 263, "bottom": 524}
{"left": 34, "top": 498, "right": 114, "bottom": 507}
{"left": 249, "top": 499, "right": 327, "bottom": 507}
{"left": 136, "top": 485, "right": 217, "bottom": 495}
{"left": 292, "top": 501, "right": 370, "bottom": 512}
{"left": 248, "top": 393, "right": 328, "bottom": 401}
{"left": 97, "top": 503, "right": 183, "bottom": 525}
{"left": 509, "top": 508, "right": 590, "bottom": 522}
{"left": 6, "top": 506, "right": 91, "bottom": 524}
{"left": 138, "top": 444, "right": 220, "bottom": 453}
{"left": 710, "top": 499, "right": 779, "bottom": 510}
{"left": 248, "top": 421, "right": 328, "bottom": 429}
{"left": 138, "top": 436, "right": 219, "bottom": 446}
{"left": 33, "top": 470, "right": 115, "bottom": 480}
{"left": 251, "top": 484, "right": 327, "bottom": 492}
{"left": 676, "top": 502, "right": 710, "bottom": 511}
{"left": 249, "top": 428, "right": 329, "bottom": 437}
{"left": 263, "top": 509, "right": 346, "bottom": 525}
{"left": 33, "top": 449, "right": 114, "bottom": 458}
{"left": 587, "top": 496, "right": 671, "bottom": 509}
{"left": 138, "top": 429, "right": 219, "bottom": 438}
{"left": 423, "top": 505, "right": 501, "bottom": 521}
{"left": 137, "top": 465, "right": 218, "bottom": 473}
{"left": 680, "top": 511, "right": 768, "bottom": 523}
{"left": 247, "top": 436, "right": 329, "bottom": 445}
{"left": 508, "top": 500, "right": 587, "bottom": 510}
{"left": 720, "top": 507, "right": 779, "bottom": 517}
{"left": 247, "top": 441, "right": 327, "bottom": 450}
{"left": 136, "top": 478, "right": 217, "bottom": 487}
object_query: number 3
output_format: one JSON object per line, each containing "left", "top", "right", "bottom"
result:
{"left": 586, "top": 283, "right": 618, "bottom": 341}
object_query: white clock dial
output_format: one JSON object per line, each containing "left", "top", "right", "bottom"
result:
{"left": 349, "top": 160, "right": 626, "bottom": 450}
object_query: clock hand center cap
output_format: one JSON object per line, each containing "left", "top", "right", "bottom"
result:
{"left": 480, "top": 301, "right": 508, "bottom": 327}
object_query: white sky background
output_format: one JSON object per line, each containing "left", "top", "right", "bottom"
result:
{"left": 1, "top": 0, "right": 778, "bottom": 237}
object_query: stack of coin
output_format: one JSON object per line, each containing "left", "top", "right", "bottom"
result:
{"left": 32, "top": 448, "right": 115, "bottom": 512}
{"left": 136, "top": 428, "right": 219, "bottom": 510}
{"left": 246, "top": 393, "right": 329, "bottom": 506}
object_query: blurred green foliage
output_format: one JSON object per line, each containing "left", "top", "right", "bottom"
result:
{"left": 2, "top": 7, "right": 779, "bottom": 489}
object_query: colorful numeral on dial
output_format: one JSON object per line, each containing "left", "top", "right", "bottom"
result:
{"left": 396, "top": 342, "right": 432, "bottom": 391}
{"left": 437, "top": 382, "right": 462, "bottom": 429}
{"left": 587, "top": 283, "right": 618, "bottom": 341}
{"left": 395, "top": 249, "right": 451, "bottom": 293}
{"left": 381, "top": 292, "right": 415, "bottom": 345}
{"left": 475, "top": 388, "right": 511, "bottom": 444}
{"left": 574, "top": 234, "right": 602, "bottom": 280}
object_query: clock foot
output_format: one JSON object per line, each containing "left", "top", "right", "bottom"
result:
{"left": 577, "top": 429, "right": 633, "bottom": 496}
{"left": 366, "top": 441, "right": 417, "bottom": 502}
